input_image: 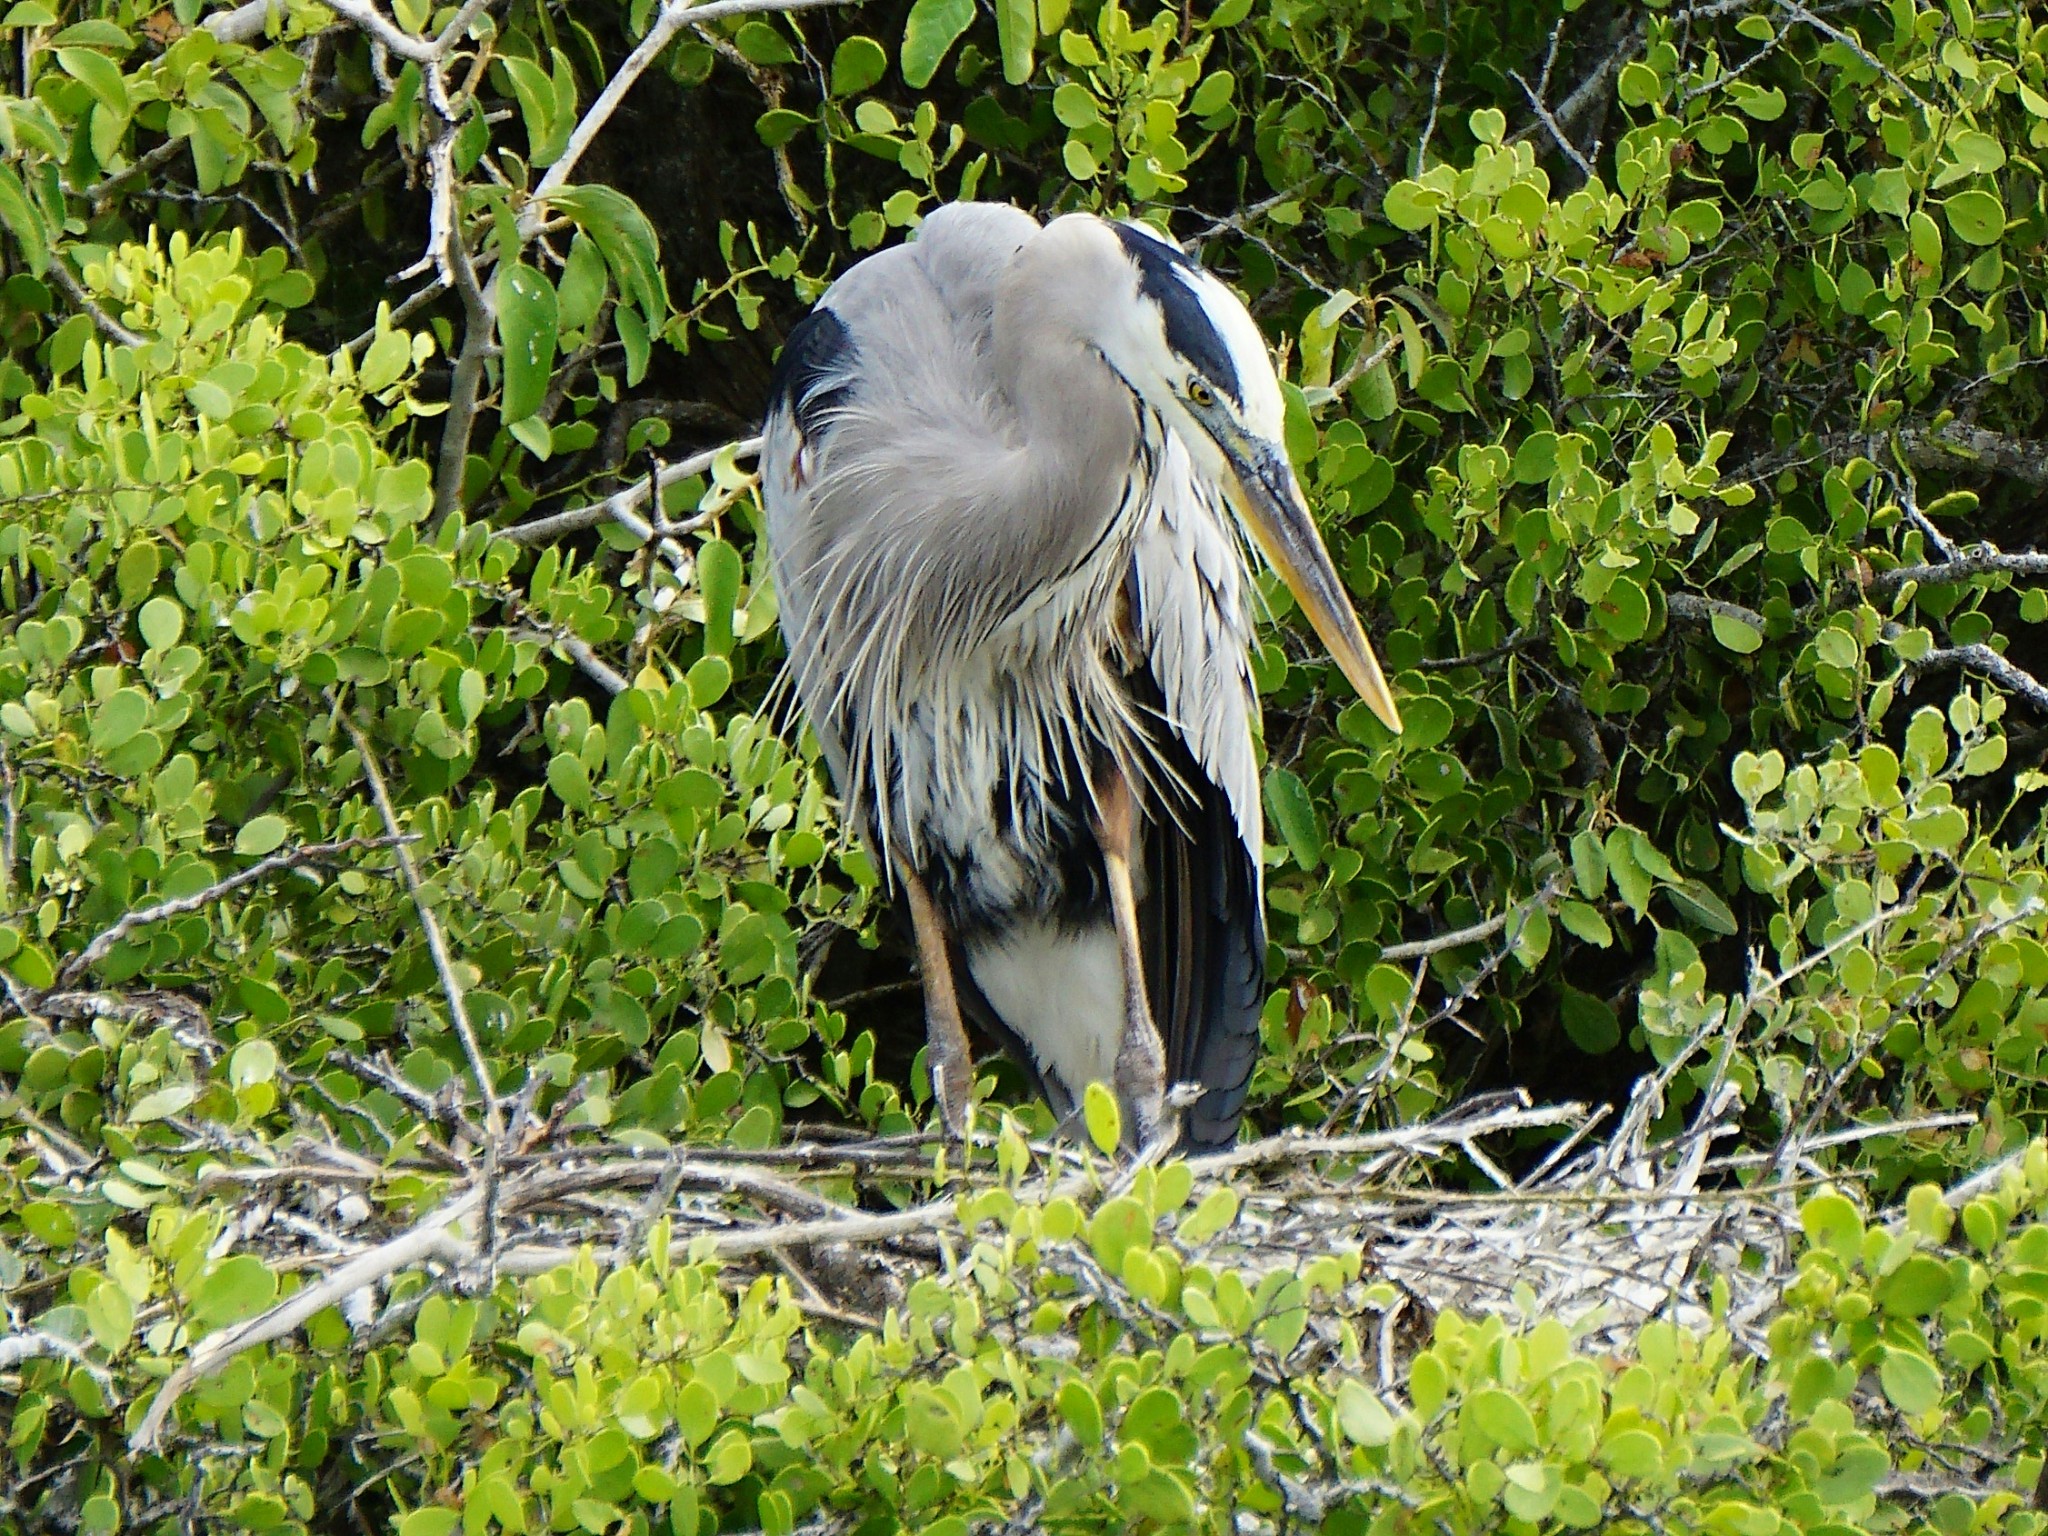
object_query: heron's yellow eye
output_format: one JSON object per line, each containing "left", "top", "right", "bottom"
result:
{"left": 1187, "top": 379, "right": 1215, "bottom": 407}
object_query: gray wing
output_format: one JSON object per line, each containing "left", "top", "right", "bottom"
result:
{"left": 1129, "top": 437, "right": 1267, "bottom": 1151}
{"left": 761, "top": 203, "right": 1041, "bottom": 802}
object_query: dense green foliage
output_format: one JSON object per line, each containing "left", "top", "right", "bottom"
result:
{"left": 3, "top": 0, "right": 2048, "bottom": 1528}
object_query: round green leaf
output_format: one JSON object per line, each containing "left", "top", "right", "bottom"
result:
{"left": 1943, "top": 189, "right": 2005, "bottom": 246}
{"left": 235, "top": 814, "right": 289, "bottom": 857}
{"left": 831, "top": 36, "right": 888, "bottom": 95}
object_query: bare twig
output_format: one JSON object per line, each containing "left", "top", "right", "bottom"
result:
{"left": 511, "top": 627, "right": 630, "bottom": 695}
{"left": 1905, "top": 644, "right": 2048, "bottom": 713}
{"left": 338, "top": 713, "right": 506, "bottom": 1199}
{"left": 46, "top": 261, "right": 144, "bottom": 348}
{"left": 522, "top": 0, "right": 860, "bottom": 240}
{"left": 130, "top": 1185, "right": 483, "bottom": 1451}
{"left": 1377, "top": 876, "right": 1565, "bottom": 962}
{"left": 1869, "top": 548, "right": 2048, "bottom": 598}
{"left": 1200, "top": 1099, "right": 1588, "bottom": 1176}
{"left": 0, "top": 1330, "right": 115, "bottom": 1381}
{"left": 1509, "top": 68, "right": 1594, "bottom": 179}
{"left": 202, "top": 0, "right": 288, "bottom": 43}
{"left": 1777, "top": 0, "right": 1930, "bottom": 112}
{"left": 497, "top": 437, "right": 762, "bottom": 545}
{"left": 1412, "top": 4, "right": 1451, "bottom": 172}
{"left": 0, "top": 738, "right": 16, "bottom": 907}
{"left": 53, "top": 836, "right": 413, "bottom": 987}
{"left": 1667, "top": 591, "right": 1767, "bottom": 632}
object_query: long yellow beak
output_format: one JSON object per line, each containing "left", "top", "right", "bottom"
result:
{"left": 1221, "top": 437, "right": 1402, "bottom": 734}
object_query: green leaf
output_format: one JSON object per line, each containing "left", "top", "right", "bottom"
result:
{"left": 138, "top": 598, "right": 182, "bottom": 652}
{"left": 1382, "top": 180, "right": 1439, "bottom": 231}
{"left": 1559, "top": 899, "right": 1613, "bottom": 947}
{"left": 755, "top": 108, "right": 810, "bottom": 148}
{"left": 1665, "top": 879, "right": 1738, "bottom": 936}
{"left": 235, "top": 815, "right": 289, "bottom": 857}
{"left": 0, "top": 163, "right": 49, "bottom": 273}
{"left": 1088, "top": 1195, "right": 1149, "bottom": 1272}
{"left": 496, "top": 262, "right": 558, "bottom": 428}
{"left": 1058, "top": 1379, "right": 1103, "bottom": 1443}
{"left": 1559, "top": 986, "right": 1619, "bottom": 1053}
{"left": 1711, "top": 611, "right": 1763, "bottom": 654}
{"left": 191, "top": 1254, "right": 279, "bottom": 1328}
{"left": 995, "top": 0, "right": 1034, "bottom": 83}
{"left": 1878, "top": 1346, "right": 1941, "bottom": 1415}
{"left": 89, "top": 688, "right": 149, "bottom": 752}
{"left": 499, "top": 54, "right": 561, "bottom": 167}
{"left": 698, "top": 539, "right": 743, "bottom": 657}
{"left": 1082, "top": 1080, "right": 1121, "bottom": 1154}
{"left": 733, "top": 19, "right": 795, "bottom": 65}
{"left": 831, "top": 36, "right": 888, "bottom": 96}
{"left": 1877, "top": 1254, "right": 1954, "bottom": 1316}
{"left": 546, "top": 184, "right": 665, "bottom": 323}
{"left": 901, "top": 0, "right": 974, "bottom": 88}
{"left": 1265, "top": 767, "right": 1321, "bottom": 871}
{"left": 1335, "top": 1381, "right": 1395, "bottom": 1445}
{"left": 1943, "top": 189, "right": 2005, "bottom": 246}
{"left": 1465, "top": 1387, "right": 1539, "bottom": 1454}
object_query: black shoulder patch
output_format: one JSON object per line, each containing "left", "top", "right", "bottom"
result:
{"left": 768, "top": 307, "right": 857, "bottom": 443}
{"left": 1110, "top": 223, "right": 1242, "bottom": 407}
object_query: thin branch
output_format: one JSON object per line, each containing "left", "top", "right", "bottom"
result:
{"left": 1777, "top": 0, "right": 1930, "bottom": 112}
{"left": 81, "top": 139, "right": 188, "bottom": 213}
{"left": 202, "top": 0, "right": 288, "bottom": 43}
{"left": 46, "top": 261, "right": 144, "bottom": 347}
{"left": 53, "top": 836, "right": 412, "bottom": 987}
{"left": 1868, "top": 548, "right": 2048, "bottom": 598}
{"left": 1667, "top": 591, "right": 1767, "bottom": 631}
{"left": 130, "top": 1186, "right": 483, "bottom": 1451}
{"left": 1406, "top": 629, "right": 1533, "bottom": 673}
{"left": 1508, "top": 68, "right": 1593, "bottom": 180}
{"left": 1906, "top": 643, "right": 2048, "bottom": 713}
{"left": 319, "top": 0, "right": 442, "bottom": 61}
{"left": 522, "top": 0, "right": 860, "bottom": 240}
{"left": 509, "top": 626, "right": 629, "bottom": 695}
{"left": 0, "top": 1330, "right": 115, "bottom": 1381}
{"left": 1412, "top": 4, "right": 1451, "bottom": 173}
{"left": 497, "top": 437, "right": 761, "bottom": 545}
{"left": 337, "top": 713, "right": 507, "bottom": 1155}
{"left": 1378, "top": 876, "right": 1565, "bottom": 962}
{"left": 0, "top": 737, "right": 16, "bottom": 908}
{"left": 1202, "top": 1100, "right": 1588, "bottom": 1176}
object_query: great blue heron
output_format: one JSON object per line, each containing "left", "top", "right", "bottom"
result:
{"left": 762, "top": 203, "right": 1401, "bottom": 1151}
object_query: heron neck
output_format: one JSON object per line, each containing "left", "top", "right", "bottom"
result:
{"left": 990, "top": 288, "right": 1139, "bottom": 564}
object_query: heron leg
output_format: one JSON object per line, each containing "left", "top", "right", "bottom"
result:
{"left": 1093, "top": 765, "right": 1168, "bottom": 1149}
{"left": 897, "top": 862, "right": 975, "bottom": 1139}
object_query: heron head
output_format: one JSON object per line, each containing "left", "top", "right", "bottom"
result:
{"left": 1094, "top": 217, "right": 1402, "bottom": 735}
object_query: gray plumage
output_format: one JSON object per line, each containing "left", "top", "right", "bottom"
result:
{"left": 762, "top": 204, "right": 1400, "bottom": 1151}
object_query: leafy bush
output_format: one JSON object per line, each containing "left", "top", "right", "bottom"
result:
{"left": 1, "top": 0, "right": 2047, "bottom": 1529}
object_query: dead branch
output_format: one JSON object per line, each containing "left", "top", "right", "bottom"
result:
{"left": 46, "top": 260, "right": 145, "bottom": 348}
{"left": 1378, "top": 874, "right": 1566, "bottom": 962}
{"left": 338, "top": 713, "right": 507, "bottom": 1232}
{"left": 53, "top": 835, "right": 414, "bottom": 987}
{"left": 1667, "top": 591, "right": 1768, "bottom": 632}
{"left": 129, "top": 1185, "right": 483, "bottom": 1451}
{"left": 1868, "top": 547, "right": 2048, "bottom": 597}
{"left": 510, "top": 625, "right": 630, "bottom": 695}
{"left": 1905, "top": 643, "right": 2048, "bottom": 713}
{"left": 497, "top": 437, "right": 763, "bottom": 545}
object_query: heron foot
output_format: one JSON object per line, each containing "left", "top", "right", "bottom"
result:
{"left": 1113, "top": 1018, "right": 1168, "bottom": 1150}
{"left": 927, "top": 1018, "right": 975, "bottom": 1140}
